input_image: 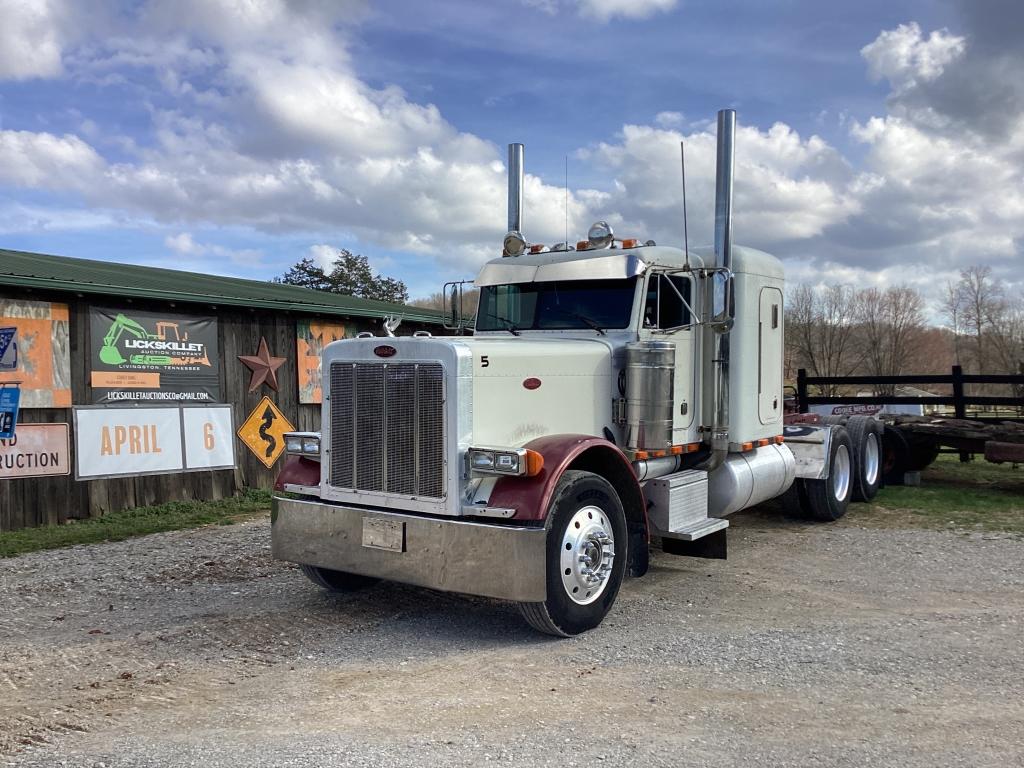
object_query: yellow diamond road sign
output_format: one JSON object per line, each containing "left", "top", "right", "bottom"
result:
{"left": 237, "top": 396, "right": 295, "bottom": 469}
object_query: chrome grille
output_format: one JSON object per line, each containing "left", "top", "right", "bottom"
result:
{"left": 329, "top": 362, "right": 445, "bottom": 499}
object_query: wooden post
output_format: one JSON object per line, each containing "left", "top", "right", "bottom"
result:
{"left": 951, "top": 365, "right": 966, "bottom": 419}
{"left": 797, "top": 368, "right": 808, "bottom": 414}
{"left": 951, "top": 365, "right": 969, "bottom": 462}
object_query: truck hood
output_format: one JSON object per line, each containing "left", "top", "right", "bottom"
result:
{"left": 321, "top": 335, "right": 614, "bottom": 449}
{"left": 458, "top": 336, "right": 613, "bottom": 447}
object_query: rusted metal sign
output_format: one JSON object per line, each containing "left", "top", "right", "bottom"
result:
{"left": 0, "top": 423, "right": 71, "bottom": 478}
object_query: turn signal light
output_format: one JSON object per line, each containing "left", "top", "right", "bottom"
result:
{"left": 524, "top": 449, "right": 544, "bottom": 477}
{"left": 529, "top": 244, "right": 547, "bottom": 254}
{"left": 622, "top": 238, "right": 639, "bottom": 248}
{"left": 741, "top": 441, "right": 754, "bottom": 452}
{"left": 576, "top": 240, "right": 591, "bottom": 250}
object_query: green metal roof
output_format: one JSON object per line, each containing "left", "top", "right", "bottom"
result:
{"left": 0, "top": 247, "right": 447, "bottom": 325}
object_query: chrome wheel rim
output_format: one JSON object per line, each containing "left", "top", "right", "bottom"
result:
{"left": 560, "top": 506, "right": 615, "bottom": 605}
{"left": 832, "top": 444, "right": 851, "bottom": 501}
{"left": 863, "top": 433, "right": 880, "bottom": 486}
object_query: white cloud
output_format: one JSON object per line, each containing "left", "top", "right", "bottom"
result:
{"left": 654, "top": 111, "right": 684, "bottom": 128}
{"left": 1, "top": 2, "right": 1022, "bottom": 309}
{"left": 0, "top": 0, "right": 69, "bottom": 80}
{"left": 590, "top": 121, "right": 859, "bottom": 246}
{"left": 0, "top": 202, "right": 115, "bottom": 233}
{"left": 862, "top": 22, "right": 965, "bottom": 91}
{"left": 163, "top": 231, "right": 263, "bottom": 266}
{"left": 519, "top": 0, "right": 676, "bottom": 22}
{"left": 577, "top": 0, "right": 676, "bottom": 22}
{"left": 0, "top": 130, "right": 104, "bottom": 186}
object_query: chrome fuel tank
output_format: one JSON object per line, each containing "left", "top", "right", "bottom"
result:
{"left": 625, "top": 340, "right": 675, "bottom": 450}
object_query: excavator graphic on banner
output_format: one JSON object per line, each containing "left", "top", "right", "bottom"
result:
{"left": 99, "top": 315, "right": 210, "bottom": 366}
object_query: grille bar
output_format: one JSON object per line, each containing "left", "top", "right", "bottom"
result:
{"left": 329, "top": 362, "right": 445, "bottom": 499}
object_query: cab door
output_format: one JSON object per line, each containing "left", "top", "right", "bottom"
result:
{"left": 642, "top": 272, "right": 697, "bottom": 438}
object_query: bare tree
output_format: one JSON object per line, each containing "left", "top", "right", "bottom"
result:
{"left": 989, "top": 295, "right": 1024, "bottom": 390}
{"left": 949, "top": 265, "right": 1006, "bottom": 374}
{"left": 856, "top": 285, "right": 927, "bottom": 394}
{"left": 785, "top": 283, "right": 862, "bottom": 396}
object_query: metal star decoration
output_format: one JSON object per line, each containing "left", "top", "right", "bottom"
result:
{"left": 238, "top": 337, "right": 286, "bottom": 393}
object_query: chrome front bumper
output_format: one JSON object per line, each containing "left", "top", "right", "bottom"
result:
{"left": 271, "top": 497, "right": 548, "bottom": 602}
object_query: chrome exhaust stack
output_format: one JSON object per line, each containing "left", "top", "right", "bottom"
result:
{"left": 713, "top": 109, "right": 735, "bottom": 272}
{"left": 700, "top": 108, "right": 737, "bottom": 473}
{"left": 503, "top": 143, "right": 526, "bottom": 257}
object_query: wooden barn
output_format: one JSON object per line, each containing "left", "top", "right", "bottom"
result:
{"left": 0, "top": 248, "right": 448, "bottom": 532}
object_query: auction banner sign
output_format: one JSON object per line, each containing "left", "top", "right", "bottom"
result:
{"left": 74, "top": 405, "right": 235, "bottom": 479}
{"left": 89, "top": 307, "right": 220, "bottom": 404}
{"left": 0, "top": 423, "right": 71, "bottom": 479}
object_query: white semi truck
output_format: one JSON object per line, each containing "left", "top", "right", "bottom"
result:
{"left": 272, "top": 109, "right": 882, "bottom": 636}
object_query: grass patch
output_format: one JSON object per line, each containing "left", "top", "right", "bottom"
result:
{"left": 863, "top": 453, "right": 1024, "bottom": 534}
{"left": 0, "top": 488, "right": 273, "bottom": 558}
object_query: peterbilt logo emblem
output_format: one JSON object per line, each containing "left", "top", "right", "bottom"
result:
{"left": 374, "top": 345, "right": 397, "bottom": 358}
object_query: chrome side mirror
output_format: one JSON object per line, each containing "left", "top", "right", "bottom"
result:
{"left": 443, "top": 280, "right": 470, "bottom": 332}
{"left": 710, "top": 271, "right": 734, "bottom": 332}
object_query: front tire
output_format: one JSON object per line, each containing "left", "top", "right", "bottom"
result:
{"left": 517, "top": 470, "right": 627, "bottom": 637}
{"left": 300, "top": 564, "right": 379, "bottom": 593}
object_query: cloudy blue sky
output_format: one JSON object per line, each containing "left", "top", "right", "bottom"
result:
{"left": 0, "top": 0, "right": 1020, "bottom": 305}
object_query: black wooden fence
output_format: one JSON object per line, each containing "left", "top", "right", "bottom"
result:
{"left": 795, "top": 365, "right": 1024, "bottom": 419}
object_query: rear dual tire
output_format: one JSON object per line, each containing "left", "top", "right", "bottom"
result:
{"left": 846, "top": 416, "right": 883, "bottom": 502}
{"left": 782, "top": 426, "right": 854, "bottom": 521}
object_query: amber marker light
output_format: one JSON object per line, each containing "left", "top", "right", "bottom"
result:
{"left": 524, "top": 449, "right": 545, "bottom": 477}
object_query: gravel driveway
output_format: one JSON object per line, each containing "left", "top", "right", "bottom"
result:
{"left": 2, "top": 508, "right": 1022, "bottom": 767}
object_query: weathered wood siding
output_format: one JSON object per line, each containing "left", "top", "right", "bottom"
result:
{"left": 0, "top": 289, "right": 439, "bottom": 531}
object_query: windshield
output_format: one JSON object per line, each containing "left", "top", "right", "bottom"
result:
{"left": 476, "top": 278, "right": 637, "bottom": 332}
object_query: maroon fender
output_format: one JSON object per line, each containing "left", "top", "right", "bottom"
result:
{"left": 273, "top": 455, "right": 321, "bottom": 492}
{"left": 489, "top": 434, "right": 646, "bottom": 530}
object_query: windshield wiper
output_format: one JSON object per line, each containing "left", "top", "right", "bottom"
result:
{"left": 485, "top": 312, "right": 521, "bottom": 336}
{"left": 552, "top": 308, "right": 606, "bottom": 336}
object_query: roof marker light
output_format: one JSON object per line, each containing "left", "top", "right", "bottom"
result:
{"left": 587, "top": 220, "right": 614, "bottom": 249}
{"left": 503, "top": 231, "right": 527, "bottom": 257}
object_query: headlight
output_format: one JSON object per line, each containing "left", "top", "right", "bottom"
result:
{"left": 467, "top": 447, "right": 543, "bottom": 477}
{"left": 285, "top": 432, "right": 321, "bottom": 457}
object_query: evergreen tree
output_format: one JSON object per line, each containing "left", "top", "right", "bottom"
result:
{"left": 275, "top": 248, "right": 409, "bottom": 305}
